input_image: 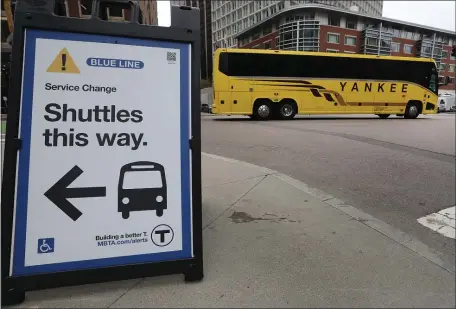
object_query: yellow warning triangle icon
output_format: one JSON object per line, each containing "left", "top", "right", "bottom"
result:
{"left": 46, "top": 48, "right": 80, "bottom": 74}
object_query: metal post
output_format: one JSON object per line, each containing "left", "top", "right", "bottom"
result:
{"left": 203, "top": 0, "right": 209, "bottom": 81}
{"left": 296, "top": 21, "right": 299, "bottom": 51}
{"left": 431, "top": 32, "right": 436, "bottom": 58}
{"left": 377, "top": 22, "right": 382, "bottom": 55}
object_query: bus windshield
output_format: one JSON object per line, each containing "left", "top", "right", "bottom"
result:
{"left": 122, "top": 170, "right": 163, "bottom": 189}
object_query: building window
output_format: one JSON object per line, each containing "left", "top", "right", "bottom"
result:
{"left": 275, "top": 36, "right": 279, "bottom": 47}
{"left": 326, "top": 49, "right": 339, "bottom": 53}
{"left": 344, "top": 35, "right": 356, "bottom": 46}
{"left": 392, "top": 28, "right": 400, "bottom": 37}
{"left": 79, "top": 0, "right": 93, "bottom": 17}
{"left": 391, "top": 42, "right": 400, "bottom": 52}
{"left": 450, "top": 77, "right": 456, "bottom": 84}
{"left": 451, "top": 54, "right": 456, "bottom": 61}
{"left": 328, "top": 15, "right": 340, "bottom": 27}
{"left": 346, "top": 19, "right": 357, "bottom": 29}
{"left": 449, "top": 65, "right": 455, "bottom": 73}
{"left": 263, "top": 25, "right": 272, "bottom": 34}
{"left": 278, "top": 1, "right": 285, "bottom": 10}
{"left": 438, "top": 76, "right": 445, "bottom": 83}
{"left": 327, "top": 33, "right": 340, "bottom": 44}
{"left": 106, "top": 7, "right": 125, "bottom": 20}
{"left": 440, "top": 63, "right": 447, "bottom": 71}
{"left": 264, "top": 41, "right": 271, "bottom": 49}
{"left": 366, "top": 37, "right": 378, "bottom": 46}
{"left": 441, "top": 50, "right": 448, "bottom": 59}
{"left": 403, "top": 44, "right": 413, "bottom": 54}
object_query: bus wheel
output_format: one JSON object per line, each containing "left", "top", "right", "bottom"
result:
{"left": 278, "top": 100, "right": 297, "bottom": 120}
{"left": 404, "top": 103, "right": 420, "bottom": 119}
{"left": 376, "top": 114, "right": 390, "bottom": 119}
{"left": 156, "top": 209, "right": 164, "bottom": 217}
{"left": 122, "top": 212, "right": 130, "bottom": 219}
{"left": 253, "top": 100, "right": 272, "bottom": 120}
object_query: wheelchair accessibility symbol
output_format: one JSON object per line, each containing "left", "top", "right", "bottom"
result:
{"left": 37, "top": 238, "right": 55, "bottom": 254}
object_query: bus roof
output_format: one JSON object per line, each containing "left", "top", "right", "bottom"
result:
{"left": 215, "top": 48, "right": 437, "bottom": 65}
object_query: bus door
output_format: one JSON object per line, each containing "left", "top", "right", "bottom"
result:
{"left": 230, "top": 76, "right": 252, "bottom": 114}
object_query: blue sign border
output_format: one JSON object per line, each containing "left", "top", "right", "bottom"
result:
{"left": 12, "top": 29, "right": 192, "bottom": 276}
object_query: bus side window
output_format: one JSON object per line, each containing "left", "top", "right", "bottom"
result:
{"left": 429, "top": 74, "right": 437, "bottom": 92}
{"left": 218, "top": 52, "right": 229, "bottom": 75}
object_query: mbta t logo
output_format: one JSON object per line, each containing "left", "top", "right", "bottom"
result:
{"left": 151, "top": 224, "right": 174, "bottom": 247}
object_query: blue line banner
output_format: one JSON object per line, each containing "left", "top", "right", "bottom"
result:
{"left": 86, "top": 57, "right": 144, "bottom": 69}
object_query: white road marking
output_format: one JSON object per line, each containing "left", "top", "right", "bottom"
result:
{"left": 417, "top": 206, "right": 455, "bottom": 239}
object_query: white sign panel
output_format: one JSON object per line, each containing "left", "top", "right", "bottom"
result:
{"left": 12, "top": 29, "right": 192, "bottom": 275}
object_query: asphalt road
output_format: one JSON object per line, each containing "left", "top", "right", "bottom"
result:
{"left": 202, "top": 113, "right": 456, "bottom": 266}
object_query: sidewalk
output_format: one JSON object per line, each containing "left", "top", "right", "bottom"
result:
{"left": 8, "top": 153, "right": 456, "bottom": 308}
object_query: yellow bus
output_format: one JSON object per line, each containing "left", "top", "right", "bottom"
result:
{"left": 212, "top": 48, "right": 449, "bottom": 120}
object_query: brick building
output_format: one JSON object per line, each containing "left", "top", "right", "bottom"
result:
{"left": 236, "top": 3, "right": 456, "bottom": 92}
{"left": 59, "top": 0, "right": 157, "bottom": 24}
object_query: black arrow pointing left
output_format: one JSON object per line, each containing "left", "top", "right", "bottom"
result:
{"left": 44, "top": 165, "right": 106, "bottom": 221}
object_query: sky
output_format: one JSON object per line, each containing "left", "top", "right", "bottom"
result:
{"left": 157, "top": 1, "right": 456, "bottom": 32}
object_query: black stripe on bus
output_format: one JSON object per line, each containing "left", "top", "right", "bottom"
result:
{"left": 255, "top": 79, "right": 312, "bottom": 84}
{"left": 255, "top": 83, "right": 326, "bottom": 89}
{"left": 310, "top": 89, "right": 322, "bottom": 97}
{"left": 324, "top": 93, "right": 334, "bottom": 102}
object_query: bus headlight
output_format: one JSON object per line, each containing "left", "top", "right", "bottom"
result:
{"left": 156, "top": 195, "right": 163, "bottom": 202}
{"left": 122, "top": 197, "right": 129, "bottom": 204}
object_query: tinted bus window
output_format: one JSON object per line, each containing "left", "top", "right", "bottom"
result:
{"left": 219, "top": 52, "right": 433, "bottom": 90}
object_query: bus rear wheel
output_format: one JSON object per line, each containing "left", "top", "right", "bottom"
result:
{"left": 253, "top": 100, "right": 272, "bottom": 120}
{"left": 278, "top": 100, "right": 297, "bottom": 120}
{"left": 376, "top": 114, "right": 390, "bottom": 119}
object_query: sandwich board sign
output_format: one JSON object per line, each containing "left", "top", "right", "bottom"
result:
{"left": 1, "top": 1, "right": 202, "bottom": 305}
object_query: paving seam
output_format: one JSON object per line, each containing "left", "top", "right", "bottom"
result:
{"left": 202, "top": 152, "right": 455, "bottom": 274}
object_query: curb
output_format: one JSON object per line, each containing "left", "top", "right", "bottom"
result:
{"left": 202, "top": 152, "right": 455, "bottom": 274}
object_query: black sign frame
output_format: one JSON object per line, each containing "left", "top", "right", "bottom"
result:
{"left": 1, "top": 1, "right": 203, "bottom": 305}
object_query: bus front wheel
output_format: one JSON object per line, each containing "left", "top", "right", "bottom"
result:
{"left": 404, "top": 103, "right": 420, "bottom": 119}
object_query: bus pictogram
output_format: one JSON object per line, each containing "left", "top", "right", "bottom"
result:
{"left": 118, "top": 161, "right": 167, "bottom": 219}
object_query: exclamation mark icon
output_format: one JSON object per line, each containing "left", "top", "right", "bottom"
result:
{"left": 61, "top": 53, "right": 67, "bottom": 72}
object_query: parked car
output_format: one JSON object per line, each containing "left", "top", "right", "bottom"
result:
{"left": 438, "top": 93, "right": 455, "bottom": 113}
{"left": 201, "top": 103, "right": 212, "bottom": 113}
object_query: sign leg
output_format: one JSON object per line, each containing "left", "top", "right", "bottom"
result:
{"left": 184, "top": 263, "right": 204, "bottom": 283}
{"left": 1, "top": 286, "right": 25, "bottom": 306}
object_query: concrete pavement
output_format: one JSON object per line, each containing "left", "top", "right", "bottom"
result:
{"left": 201, "top": 113, "right": 456, "bottom": 269}
{"left": 8, "top": 153, "right": 455, "bottom": 308}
